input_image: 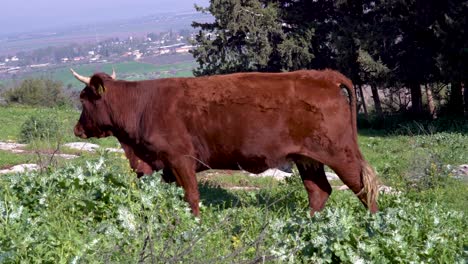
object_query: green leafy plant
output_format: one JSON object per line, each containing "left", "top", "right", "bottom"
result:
{"left": 0, "top": 156, "right": 465, "bottom": 263}
{"left": 18, "top": 115, "right": 60, "bottom": 143}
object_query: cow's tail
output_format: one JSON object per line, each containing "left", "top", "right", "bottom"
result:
{"left": 328, "top": 70, "right": 379, "bottom": 211}
{"left": 359, "top": 160, "right": 379, "bottom": 212}
{"left": 328, "top": 70, "right": 358, "bottom": 138}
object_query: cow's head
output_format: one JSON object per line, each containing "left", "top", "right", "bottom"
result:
{"left": 71, "top": 68, "right": 116, "bottom": 139}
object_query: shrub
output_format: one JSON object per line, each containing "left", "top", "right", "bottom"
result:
{"left": 269, "top": 194, "right": 466, "bottom": 263}
{"left": 3, "top": 78, "right": 69, "bottom": 107}
{"left": 18, "top": 115, "right": 60, "bottom": 143}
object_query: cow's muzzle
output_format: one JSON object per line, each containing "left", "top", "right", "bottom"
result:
{"left": 74, "top": 124, "right": 88, "bottom": 139}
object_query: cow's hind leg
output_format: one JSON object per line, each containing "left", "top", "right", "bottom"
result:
{"left": 294, "top": 157, "right": 332, "bottom": 216}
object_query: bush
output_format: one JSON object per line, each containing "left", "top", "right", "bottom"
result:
{"left": 3, "top": 78, "right": 69, "bottom": 107}
{"left": 18, "top": 115, "right": 60, "bottom": 143}
{"left": 270, "top": 194, "right": 466, "bottom": 263}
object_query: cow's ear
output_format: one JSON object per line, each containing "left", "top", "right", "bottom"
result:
{"left": 89, "top": 75, "right": 106, "bottom": 96}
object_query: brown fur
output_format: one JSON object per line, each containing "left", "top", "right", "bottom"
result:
{"left": 74, "top": 69, "right": 379, "bottom": 216}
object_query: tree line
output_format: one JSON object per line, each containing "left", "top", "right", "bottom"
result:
{"left": 191, "top": 0, "right": 468, "bottom": 118}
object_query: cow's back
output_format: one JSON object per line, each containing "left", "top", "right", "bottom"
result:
{"left": 161, "top": 71, "right": 354, "bottom": 172}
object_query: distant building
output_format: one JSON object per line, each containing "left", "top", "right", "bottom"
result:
{"left": 132, "top": 50, "right": 143, "bottom": 60}
{"left": 176, "top": 45, "right": 193, "bottom": 53}
{"left": 30, "top": 63, "right": 50, "bottom": 68}
{"left": 160, "top": 49, "right": 170, "bottom": 55}
{"left": 6, "top": 67, "right": 21, "bottom": 73}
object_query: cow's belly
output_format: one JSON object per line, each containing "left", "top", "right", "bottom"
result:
{"left": 198, "top": 148, "right": 289, "bottom": 174}
{"left": 210, "top": 160, "right": 269, "bottom": 174}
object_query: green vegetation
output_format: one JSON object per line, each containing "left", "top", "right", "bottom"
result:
{"left": 199, "top": 171, "right": 280, "bottom": 189}
{"left": 19, "top": 115, "right": 60, "bottom": 143}
{"left": 0, "top": 107, "right": 68, "bottom": 142}
{"left": 2, "top": 78, "right": 69, "bottom": 107}
{"left": 0, "top": 151, "right": 36, "bottom": 169}
{"left": 0, "top": 106, "right": 118, "bottom": 147}
{"left": 0, "top": 155, "right": 465, "bottom": 262}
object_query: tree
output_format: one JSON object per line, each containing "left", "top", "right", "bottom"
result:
{"left": 3, "top": 78, "right": 68, "bottom": 107}
{"left": 356, "top": 49, "right": 390, "bottom": 116}
{"left": 434, "top": 0, "right": 468, "bottom": 115}
{"left": 191, "top": 0, "right": 314, "bottom": 76}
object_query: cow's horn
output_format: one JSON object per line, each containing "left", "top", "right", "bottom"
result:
{"left": 70, "top": 68, "right": 91, "bottom": 85}
{"left": 111, "top": 67, "right": 116, "bottom": 79}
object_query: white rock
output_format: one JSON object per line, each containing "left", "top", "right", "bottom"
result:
{"left": 326, "top": 172, "right": 339, "bottom": 181}
{"left": 338, "top": 185, "right": 350, "bottom": 190}
{"left": 452, "top": 164, "right": 468, "bottom": 179}
{"left": 228, "top": 186, "right": 260, "bottom": 191}
{"left": 105, "top": 147, "right": 124, "bottom": 153}
{"left": 251, "top": 168, "right": 292, "bottom": 180}
{"left": 54, "top": 153, "right": 79, "bottom": 159}
{"left": 337, "top": 184, "right": 401, "bottom": 195}
{"left": 63, "top": 142, "right": 100, "bottom": 152}
{"left": 62, "top": 142, "right": 124, "bottom": 153}
{"left": 0, "top": 141, "right": 26, "bottom": 151}
{"left": 379, "top": 185, "right": 401, "bottom": 195}
{"left": 0, "top": 164, "right": 39, "bottom": 174}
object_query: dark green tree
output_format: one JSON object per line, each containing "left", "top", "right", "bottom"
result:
{"left": 191, "top": 0, "right": 314, "bottom": 76}
{"left": 434, "top": 0, "right": 468, "bottom": 115}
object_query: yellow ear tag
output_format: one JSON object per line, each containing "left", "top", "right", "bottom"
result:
{"left": 97, "top": 84, "right": 106, "bottom": 94}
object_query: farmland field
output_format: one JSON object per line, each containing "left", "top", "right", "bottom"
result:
{"left": 0, "top": 105, "right": 466, "bottom": 262}
{"left": 2, "top": 60, "right": 196, "bottom": 89}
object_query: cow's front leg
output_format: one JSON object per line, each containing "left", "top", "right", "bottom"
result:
{"left": 120, "top": 142, "right": 153, "bottom": 177}
{"left": 169, "top": 157, "right": 200, "bottom": 216}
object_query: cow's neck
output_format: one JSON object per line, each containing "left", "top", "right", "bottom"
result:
{"left": 104, "top": 82, "right": 146, "bottom": 143}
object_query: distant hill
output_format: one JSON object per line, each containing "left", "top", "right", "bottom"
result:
{"left": 0, "top": 12, "right": 212, "bottom": 56}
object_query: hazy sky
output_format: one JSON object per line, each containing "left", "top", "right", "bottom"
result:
{"left": 0, "top": 0, "right": 210, "bottom": 35}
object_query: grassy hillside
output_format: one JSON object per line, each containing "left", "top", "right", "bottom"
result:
{"left": 0, "top": 105, "right": 466, "bottom": 262}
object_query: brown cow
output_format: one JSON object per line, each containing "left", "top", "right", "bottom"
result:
{"left": 71, "top": 68, "right": 379, "bottom": 216}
